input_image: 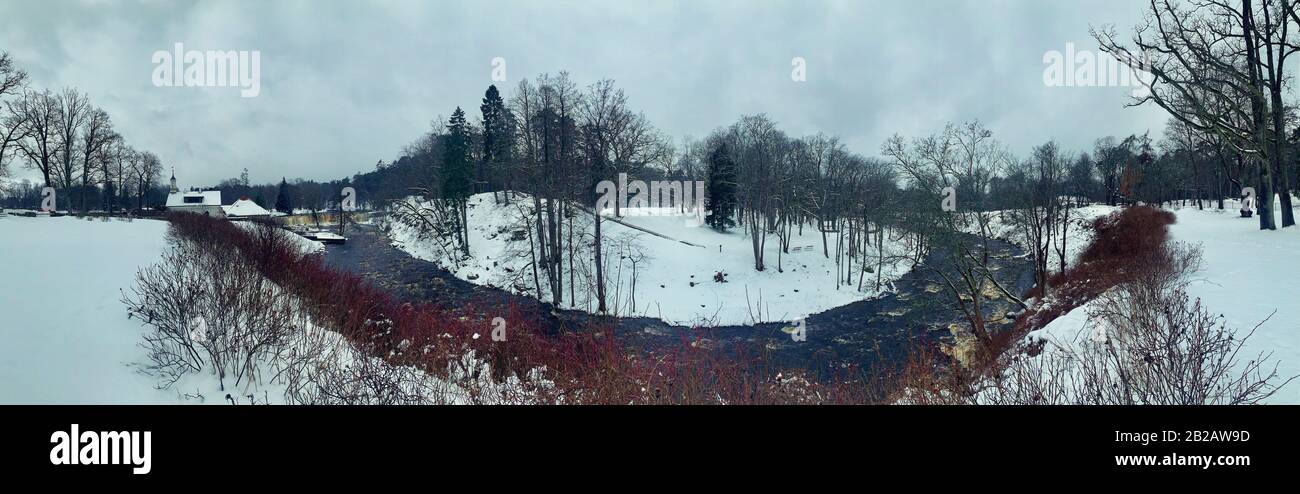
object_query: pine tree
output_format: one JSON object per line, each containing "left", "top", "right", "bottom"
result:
{"left": 275, "top": 178, "right": 293, "bottom": 213}
{"left": 706, "top": 142, "right": 738, "bottom": 231}
{"left": 479, "top": 85, "right": 512, "bottom": 201}
{"left": 443, "top": 108, "right": 472, "bottom": 200}
{"left": 442, "top": 107, "right": 473, "bottom": 255}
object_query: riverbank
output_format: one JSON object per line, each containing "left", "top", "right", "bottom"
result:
{"left": 323, "top": 221, "right": 1036, "bottom": 377}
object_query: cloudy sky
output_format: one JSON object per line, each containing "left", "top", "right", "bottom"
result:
{"left": 0, "top": 0, "right": 1168, "bottom": 186}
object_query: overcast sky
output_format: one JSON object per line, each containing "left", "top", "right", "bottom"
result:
{"left": 0, "top": 0, "right": 1169, "bottom": 186}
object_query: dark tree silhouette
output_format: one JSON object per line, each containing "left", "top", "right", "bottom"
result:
{"left": 706, "top": 142, "right": 737, "bottom": 231}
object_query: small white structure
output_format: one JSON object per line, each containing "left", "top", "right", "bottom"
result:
{"left": 164, "top": 170, "right": 225, "bottom": 217}
{"left": 222, "top": 197, "right": 272, "bottom": 220}
{"left": 166, "top": 190, "right": 224, "bottom": 216}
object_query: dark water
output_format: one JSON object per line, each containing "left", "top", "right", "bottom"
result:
{"left": 322, "top": 223, "right": 1035, "bottom": 376}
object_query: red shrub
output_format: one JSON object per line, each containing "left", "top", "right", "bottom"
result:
{"left": 1013, "top": 205, "right": 1177, "bottom": 340}
{"left": 162, "top": 213, "right": 868, "bottom": 404}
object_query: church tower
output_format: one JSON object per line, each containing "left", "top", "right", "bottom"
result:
{"left": 169, "top": 168, "right": 178, "bottom": 194}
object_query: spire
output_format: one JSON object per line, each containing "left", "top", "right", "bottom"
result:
{"left": 169, "top": 168, "right": 178, "bottom": 194}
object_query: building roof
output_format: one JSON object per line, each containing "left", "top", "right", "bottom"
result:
{"left": 222, "top": 198, "right": 271, "bottom": 218}
{"left": 166, "top": 190, "right": 222, "bottom": 208}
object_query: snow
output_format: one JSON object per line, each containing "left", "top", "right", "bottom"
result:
{"left": 1025, "top": 298, "right": 1102, "bottom": 351}
{"left": 313, "top": 232, "right": 344, "bottom": 241}
{"left": 0, "top": 215, "right": 537, "bottom": 404}
{"left": 222, "top": 198, "right": 272, "bottom": 218}
{"left": 0, "top": 216, "right": 255, "bottom": 404}
{"left": 388, "top": 193, "right": 916, "bottom": 326}
{"left": 288, "top": 234, "right": 326, "bottom": 254}
{"left": 165, "top": 190, "right": 221, "bottom": 208}
{"left": 1022, "top": 201, "right": 1300, "bottom": 404}
{"left": 1167, "top": 203, "right": 1300, "bottom": 404}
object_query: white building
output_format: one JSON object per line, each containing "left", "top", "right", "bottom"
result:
{"left": 222, "top": 197, "right": 272, "bottom": 220}
{"left": 164, "top": 171, "right": 225, "bottom": 217}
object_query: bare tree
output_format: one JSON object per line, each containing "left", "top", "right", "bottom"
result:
{"left": 885, "top": 121, "right": 1026, "bottom": 353}
{"left": 0, "top": 52, "right": 28, "bottom": 181}
{"left": 1006, "top": 141, "right": 1070, "bottom": 293}
{"left": 78, "top": 107, "right": 115, "bottom": 211}
{"left": 579, "top": 79, "right": 668, "bottom": 311}
{"left": 0, "top": 52, "right": 25, "bottom": 99}
{"left": 13, "top": 89, "right": 60, "bottom": 188}
{"left": 728, "top": 114, "right": 786, "bottom": 272}
{"left": 1095, "top": 0, "right": 1300, "bottom": 229}
{"left": 53, "top": 88, "right": 90, "bottom": 210}
{"left": 132, "top": 151, "right": 162, "bottom": 210}
{"left": 101, "top": 136, "right": 127, "bottom": 216}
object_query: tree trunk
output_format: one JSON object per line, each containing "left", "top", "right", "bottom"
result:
{"left": 1243, "top": 0, "right": 1277, "bottom": 230}
{"left": 594, "top": 212, "right": 607, "bottom": 313}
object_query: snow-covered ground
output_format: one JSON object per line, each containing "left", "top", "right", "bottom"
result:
{"left": 1169, "top": 203, "right": 1300, "bottom": 403}
{"left": 0, "top": 215, "right": 538, "bottom": 404}
{"left": 0, "top": 216, "right": 254, "bottom": 404}
{"left": 1027, "top": 202, "right": 1300, "bottom": 404}
{"left": 387, "top": 193, "right": 916, "bottom": 326}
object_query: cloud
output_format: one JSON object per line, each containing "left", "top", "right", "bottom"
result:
{"left": 0, "top": 0, "right": 1168, "bottom": 186}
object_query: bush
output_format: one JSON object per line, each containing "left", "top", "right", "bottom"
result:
{"left": 130, "top": 213, "right": 868, "bottom": 404}
{"left": 980, "top": 243, "right": 1292, "bottom": 404}
{"left": 891, "top": 206, "right": 1293, "bottom": 405}
{"left": 124, "top": 221, "right": 300, "bottom": 391}
{"left": 1011, "top": 205, "right": 1177, "bottom": 343}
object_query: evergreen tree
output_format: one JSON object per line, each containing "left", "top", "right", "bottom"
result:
{"left": 706, "top": 142, "right": 738, "bottom": 231}
{"left": 275, "top": 177, "right": 294, "bottom": 213}
{"left": 443, "top": 107, "right": 472, "bottom": 200}
{"left": 479, "top": 85, "right": 513, "bottom": 200}
{"left": 442, "top": 107, "right": 473, "bottom": 255}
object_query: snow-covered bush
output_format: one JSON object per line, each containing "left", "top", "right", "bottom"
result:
{"left": 123, "top": 224, "right": 298, "bottom": 391}
{"left": 893, "top": 207, "right": 1294, "bottom": 405}
{"left": 973, "top": 243, "right": 1288, "bottom": 404}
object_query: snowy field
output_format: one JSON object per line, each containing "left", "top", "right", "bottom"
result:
{"left": 0, "top": 216, "right": 259, "bottom": 404}
{"left": 388, "top": 193, "right": 915, "bottom": 326}
{"left": 0, "top": 215, "right": 531, "bottom": 404}
{"left": 1171, "top": 204, "right": 1300, "bottom": 403}
{"left": 1028, "top": 202, "right": 1300, "bottom": 404}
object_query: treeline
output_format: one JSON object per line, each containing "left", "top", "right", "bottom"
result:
{"left": 0, "top": 51, "right": 165, "bottom": 213}
{"left": 380, "top": 73, "right": 921, "bottom": 312}
{"left": 360, "top": 69, "right": 1274, "bottom": 316}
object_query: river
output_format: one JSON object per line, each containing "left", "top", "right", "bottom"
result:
{"left": 321, "top": 222, "right": 1036, "bottom": 377}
